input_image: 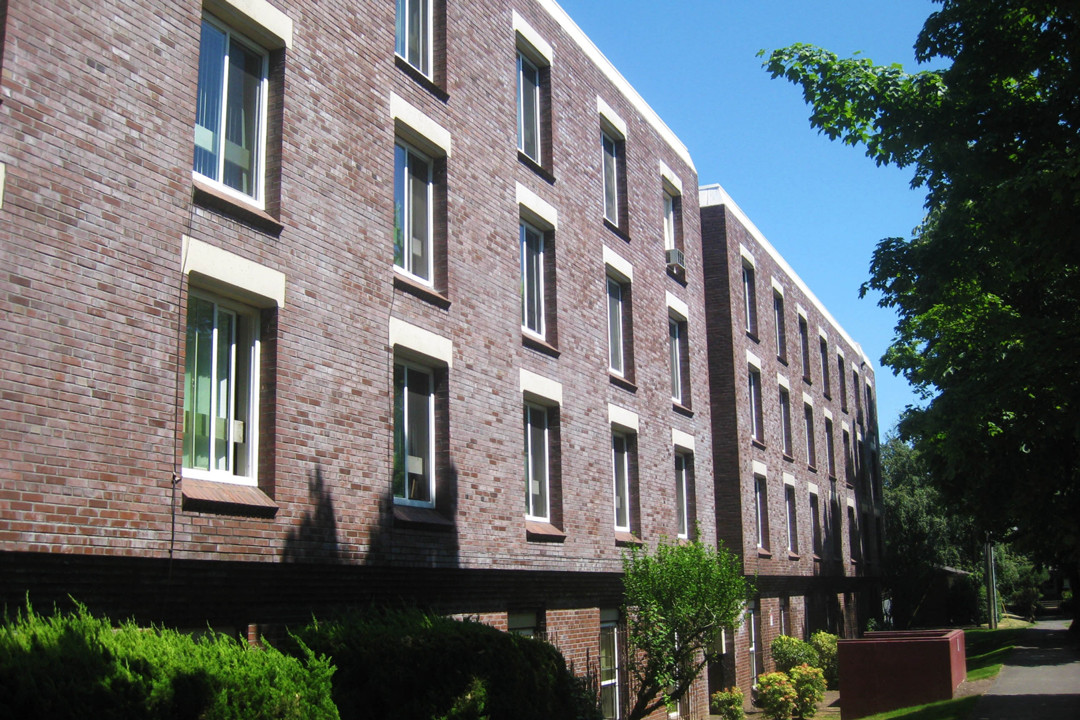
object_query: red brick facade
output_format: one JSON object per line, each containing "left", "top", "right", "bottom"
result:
{"left": 701, "top": 186, "right": 883, "bottom": 698}
{"left": 0, "top": 1, "right": 879, "bottom": 716}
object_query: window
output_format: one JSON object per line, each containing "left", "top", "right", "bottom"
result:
{"left": 607, "top": 276, "right": 630, "bottom": 376}
{"left": 779, "top": 386, "right": 793, "bottom": 457}
{"left": 865, "top": 386, "right": 876, "bottom": 430}
{"left": 799, "top": 316, "right": 811, "bottom": 381}
{"left": 742, "top": 263, "right": 758, "bottom": 336}
{"left": 600, "top": 614, "right": 623, "bottom": 720}
{"left": 524, "top": 403, "right": 551, "bottom": 521}
{"left": 393, "top": 362, "right": 435, "bottom": 506}
{"left": 663, "top": 191, "right": 677, "bottom": 250}
{"left": 754, "top": 474, "right": 769, "bottom": 550}
{"left": 508, "top": 611, "right": 543, "bottom": 638}
{"left": 395, "top": 0, "right": 431, "bottom": 77}
{"left": 774, "top": 291, "right": 787, "bottom": 361}
{"left": 517, "top": 52, "right": 541, "bottom": 162}
{"left": 669, "top": 317, "right": 689, "bottom": 404}
{"left": 183, "top": 291, "right": 259, "bottom": 484}
{"left": 194, "top": 15, "right": 268, "bottom": 204}
{"left": 804, "top": 403, "right": 817, "bottom": 468}
{"left": 521, "top": 221, "right": 545, "bottom": 337}
{"left": 842, "top": 428, "right": 852, "bottom": 483}
{"left": 786, "top": 484, "right": 798, "bottom": 554}
{"left": 747, "top": 602, "right": 764, "bottom": 678}
{"left": 848, "top": 506, "right": 860, "bottom": 563}
{"left": 779, "top": 596, "right": 791, "bottom": 636}
{"left": 810, "top": 492, "right": 823, "bottom": 556}
{"left": 393, "top": 141, "right": 433, "bottom": 283}
{"left": 675, "top": 453, "right": 690, "bottom": 539}
{"left": 612, "top": 432, "right": 632, "bottom": 532}
{"left": 602, "top": 131, "right": 620, "bottom": 224}
{"left": 825, "top": 418, "right": 836, "bottom": 478}
{"left": 819, "top": 337, "right": 831, "bottom": 397}
{"left": 853, "top": 370, "right": 863, "bottom": 421}
{"left": 748, "top": 366, "right": 764, "bottom": 444}
{"left": 838, "top": 355, "right": 848, "bottom": 411}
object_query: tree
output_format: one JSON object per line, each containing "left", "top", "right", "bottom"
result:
{"left": 880, "top": 434, "right": 982, "bottom": 626}
{"left": 763, "top": 1, "right": 1080, "bottom": 626}
{"left": 620, "top": 536, "right": 749, "bottom": 720}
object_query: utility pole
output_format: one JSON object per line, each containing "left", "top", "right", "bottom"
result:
{"left": 984, "top": 537, "right": 998, "bottom": 629}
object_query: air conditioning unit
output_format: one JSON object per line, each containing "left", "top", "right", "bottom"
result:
{"left": 665, "top": 247, "right": 685, "bottom": 271}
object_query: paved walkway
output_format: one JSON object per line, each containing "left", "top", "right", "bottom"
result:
{"left": 970, "top": 618, "right": 1080, "bottom": 720}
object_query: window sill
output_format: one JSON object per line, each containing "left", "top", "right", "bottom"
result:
{"left": 393, "top": 504, "right": 454, "bottom": 531}
{"left": 777, "top": 356, "right": 788, "bottom": 367}
{"left": 751, "top": 439, "right": 767, "bottom": 450}
{"left": 788, "top": 551, "right": 801, "bottom": 561}
{"left": 746, "top": 331, "right": 760, "bottom": 343}
{"left": 609, "top": 373, "right": 637, "bottom": 393}
{"left": 393, "top": 271, "right": 451, "bottom": 309}
{"left": 672, "top": 402, "right": 693, "bottom": 418}
{"left": 823, "top": 392, "right": 832, "bottom": 401}
{"left": 757, "top": 548, "right": 773, "bottom": 559}
{"left": 803, "top": 376, "right": 812, "bottom": 385}
{"left": 603, "top": 218, "right": 630, "bottom": 242}
{"left": 394, "top": 55, "right": 449, "bottom": 102}
{"left": 526, "top": 520, "right": 566, "bottom": 542}
{"left": 807, "top": 464, "right": 818, "bottom": 473}
{"left": 782, "top": 453, "right": 795, "bottom": 463}
{"left": 518, "top": 151, "right": 556, "bottom": 185}
{"left": 523, "top": 333, "right": 560, "bottom": 358}
{"left": 181, "top": 478, "right": 278, "bottom": 518}
{"left": 666, "top": 263, "right": 687, "bottom": 285}
{"left": 192, "top": 178, "right": 284, "bottom": 236}
{"left": 615, "top": 531, "right": 643, "bottom": 547}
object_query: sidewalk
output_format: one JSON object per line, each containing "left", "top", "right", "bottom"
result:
{"left": 970, "top": 617, "right": 1080, "bottom": 720}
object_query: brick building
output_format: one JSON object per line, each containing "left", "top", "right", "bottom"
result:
{"left": 0, "top": 0, "right": 879, "bottom": 716}
{"left": 700, "top": 185, "right": 883, "bottom": 694}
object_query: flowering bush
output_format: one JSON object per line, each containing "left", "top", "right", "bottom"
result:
{"left": 710, "top": 686, "right": 745, "bottom": 720}
{"left": 789, "top": 664, "right": 826, "bottom": 719}
{"left": 756, "top": 672, "right": 797, "bottom": 720}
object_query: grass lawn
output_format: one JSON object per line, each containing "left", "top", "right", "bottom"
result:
{"left": 855, "top": 619, "right": 1030, "bottom": 720}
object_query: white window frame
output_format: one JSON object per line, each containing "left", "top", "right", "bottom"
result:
{"left": 600, "top": 614, "right": 622, "bottom": 720}
{"left": 669, "top": 317, "right": 684, "bottom": 404}
{"left": 612, "top": 432, "right": 631, "bottom": 532}
{"left": 662, "top": 191, "right": 676, "bottom": 251}
{"left": 517, "top": 51, "right": 541, "bottom": 163}
{"left": 193, "top": 14, "right": 269, "bottom": 207}
{"left": 524, "top": 402, "right": 551, "bottom": 522}
{"left": 607, "top": 275, "right": 626, "bottom": 376}
{"left": 785, "top": 482, "right": 798, "bottom": 554}
{"left": 805, "top": 403, "right": 817, "bottom": 468}
{"left": 754, "top": 474, "right": 768, "bottom": 549}
{"left": 825, "top": 417, "right": 837, "bottom": 478}
{"left": 393, "top": 360, "right": 437, "bottom": 508}
{"left": 182, "top": 289, "right": 260, "bottom": 486}
{"left": 520, "top": 220, "right": 545, "bottom": 339}
{"left": 602, "top": 130, "right": 619, "bottom": 224}
{"left": 748, "top": 365, "right": 764, "bottom": 443}
{"left": 675, "top": 452, "right": 689, "bottom": 539}
{"left": 393, "top": 139, "right": 434, "bottom": 284}
{"left": 395, "top": 0, "right": 432, "bottom": 77}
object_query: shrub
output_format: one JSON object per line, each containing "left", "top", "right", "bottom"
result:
{"left": 808, "top": 631, "right": 839, "bottom": 689}
{"left": 788, "top": 664, "right": 826, "bottom": 719}
{"left": 771, "top": 635, "right": 820, "bottom": 673}
{"left": 710, "top": 686, "right": 745, "bottom": 720}
{"left": 756, "top": 672, "right": 797, "bottom": 720}
{"left": 0, "top": 602, "right": 338, "bottom": 720}
{"left": 290, "top": 608, "right": 601, "bottom": 720}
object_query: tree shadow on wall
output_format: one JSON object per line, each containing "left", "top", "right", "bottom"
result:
{"left": 282, "top": 465, "right": 341, "bottom": 563}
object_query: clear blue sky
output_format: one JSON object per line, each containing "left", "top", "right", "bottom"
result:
{"left": 557, "top": 0, "right": 940, "bottom": 435}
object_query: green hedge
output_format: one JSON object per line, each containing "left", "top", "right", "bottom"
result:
{"left": 0, "top": 603, "right": 338, "bottom": 720}
{"left": 289, "top": 608, "right": 601, "bottom": 720}
{"left": 770, "top": 635, "right": 820, "bottom": 674}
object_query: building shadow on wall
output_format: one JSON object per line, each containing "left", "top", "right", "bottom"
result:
{"left": 282, "top": 465, "right": 341, "bottom": 563}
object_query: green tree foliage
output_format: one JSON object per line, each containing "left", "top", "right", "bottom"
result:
{"left": 807, "top": 632, "right": 839, "bottom": 691}
{"left": 621, "top": 537, "right": 749, "bottom": 720}
{"left": 763, "top": 0, "right": 1080, "bottom": 614}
